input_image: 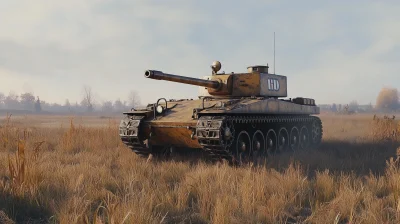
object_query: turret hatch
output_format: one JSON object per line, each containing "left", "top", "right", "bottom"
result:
{"left": 247, "top": 65, "right": 270, "bottom": 73}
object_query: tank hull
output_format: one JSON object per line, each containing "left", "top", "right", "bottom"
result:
{"left": 119, "top": 97, "right": 323, "bottom": 164}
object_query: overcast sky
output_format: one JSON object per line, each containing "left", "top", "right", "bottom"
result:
{"left": 1, "top": 0, "right": 399, "bottom": 105}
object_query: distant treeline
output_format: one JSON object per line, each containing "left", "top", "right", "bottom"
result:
{"left": 1, "top": 87, "right": 398, "bottom": 115}
{"left": 319, "top": 87, "right": 399, "bottom": 113}
{"left": 0, "top": 86, "right": 141, "bottom": 114}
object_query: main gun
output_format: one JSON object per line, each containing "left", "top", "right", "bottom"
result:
{"left": 144, "top": 70, "right": 221, "bottom": 89}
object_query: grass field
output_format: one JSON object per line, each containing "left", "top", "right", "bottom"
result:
{"left": 1, "top": 113, "right": 400, "bottom": 223}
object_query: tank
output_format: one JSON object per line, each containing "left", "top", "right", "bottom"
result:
{"left": 119, "top": 61, "right": 323, "bottom": 165}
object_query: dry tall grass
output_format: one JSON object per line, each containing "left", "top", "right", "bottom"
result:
{"left": 0, "top": 114, "right": 400, "bottom": 223}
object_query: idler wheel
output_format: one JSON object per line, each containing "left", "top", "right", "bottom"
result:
{"left": 311, "top": 119, "right": 322, "bottom": 145}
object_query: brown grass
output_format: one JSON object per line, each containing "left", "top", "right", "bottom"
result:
{"left": 1, "top": 113, "right": 400, "bottom": 223}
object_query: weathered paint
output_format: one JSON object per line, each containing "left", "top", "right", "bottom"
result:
{"left": 208, "top": 75, "right": 233, "bottom": 95}
{"left": 144, "top": 122, "right": 201, "bottom": 148}
{"left": 199, "top": 72, "right": 288, "bottom": 98}
{"left": 149, "top": 100, "right": 201, "bottom": 123}
{"left": 231, "top": 73, "right": 260, "bottom": 96}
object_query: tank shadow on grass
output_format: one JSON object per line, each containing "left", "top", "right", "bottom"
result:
{"left": 147, "top": 140, "right": 400, "bottom": 178}
{"left": 265, "top": 140, "right": 400, "bottom": 177}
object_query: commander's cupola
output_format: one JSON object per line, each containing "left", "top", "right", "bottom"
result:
{"left": 247, "top": 64, "right": 270, "bottom": 74}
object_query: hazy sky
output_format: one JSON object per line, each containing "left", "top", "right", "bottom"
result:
{"left": 1, "top": 1, "right": 399, "bottom": 105}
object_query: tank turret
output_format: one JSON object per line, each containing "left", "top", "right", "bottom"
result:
{"left": 144, "top": 61, "right": 287, "bottom": 98}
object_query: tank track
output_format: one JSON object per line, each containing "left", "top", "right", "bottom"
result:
{"left": 196, "top": 115, "right": 323, "bottom": 164}
{"left": 119, "top": 114, "right": 323, "bottom": 164}
{"left": 119, "top": 115, "right": 151, "bottom": 157}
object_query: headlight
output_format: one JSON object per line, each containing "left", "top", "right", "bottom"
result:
{"left": 156, "top": 105, "right": 164, "bottom": 114}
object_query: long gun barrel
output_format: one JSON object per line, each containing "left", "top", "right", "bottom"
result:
{"left": 144, "top": 70, "right": 220, "bottom": 89}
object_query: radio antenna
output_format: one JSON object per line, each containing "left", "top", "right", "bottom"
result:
{"left": 274, "top": 31, "right": 276, "bottom": 74}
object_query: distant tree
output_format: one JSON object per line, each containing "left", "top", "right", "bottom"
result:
{"left": 348, "top": 100, "right": 359, "bottom": 111}
{"left": 20, "top": 92, "right": 35, "bottom": 110}
{"left": 81, "top": 85, "right": 94, "bottom": 112}
{"left": 64, "top": 99, "right": 71, "bottom": 107}
{"left": 64, "top": 99, "right": 71, "bottom": 111}
{"left": 34, "top": 96, "right": 42, "bottom": 112}
{"left": 73, "top": 101, "right": 82, "bottom": 112}
{"left": 127, "top": 90, "right": 140, "bottom": 109}
{"left": 331, "top": 103, "right": 337, "bottom": 112}
{"left": 38, "top": 99, "right": 50, "bottom": 111}
{"left": 102, "top": 101, "right": 114, "bottom": 112}
{"left": 376, "top": 87, "right": 399, "bottom": 111}
{"left": 366, "top": 102, "right": 373, "bottom": 112}
{"left": 4, "top": 92, "right": 20, "bottom": 109}
{"left": 113, "top": 99, "right": 127, "bottom": 112}
{"left": 0, "top": 92, "right": 4, "bottom": 108}
{"left": 51, "top": 103, "right": 62, "bottom": 109}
